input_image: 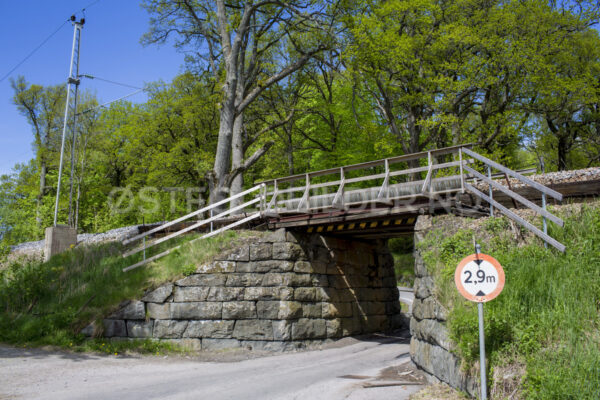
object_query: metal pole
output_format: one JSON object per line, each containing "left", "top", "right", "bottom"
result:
{"left": 475, "top": 242, "right": 487, "bottom": 400}
{"left": 54, "top": 18, "right": 84, "bottom": 226}
{"left": 67, "top": 31, "right": 82, "bottom": 227}
{"left": 487, "top": 166, "right": 494, "bottom": 217}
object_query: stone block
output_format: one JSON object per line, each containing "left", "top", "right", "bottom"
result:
{"left": 226, "top": 273, "right": 263, "bottom": 287}
{"left": 362, "top": 301, "right": 386, "bottom": 316}
{"left": 44, "top": 225, "right": 77, "bottom": 262}
{"left": 279, "top": 287, "right": 294, "bottom": 300}
{"left": 414, "top": 255, "right": 429, "bottom": 278}
{"left": 326, "top": 319, "right": 342, "bottom": 338}
{"left": 262, "top": 228, "right": 287, "bottom": 243}
{"left": 127, "top": 320, "right": 153, "bottom": 338}
{"left": 217, "top": 246, "right": 249, "bottom": 262}
{"left": 364, "top": 315, "right": 389, "bottom": 332}
{"left": 173, "top": 287, "right": 210, "bottom": 302}
{"left": 310, "top": 274, "right": 329, "bottom": 287}
{"left": 175, "top": 274, "right": 226, "bottom": 287}
{"left": 341, "top": 317, "right": 361, "bottom": 336}
{"left": 294, "top": 287, "right": 317, "bottom": 302}
{"left": 272, "top": 320, "right": 292, "bottom": 341}
{"left": 322, "top": 302, "right": 353, "bottom": 318}
{"left": 153, "top": 320, "right": 189, "bottom": 338}
{"left": 166, "top": 302, "right": 222, "bottom": 320}
{"left": 184, "top": 320, "right": 235, "bottom": 338}
{"left": 233, "top": 320, "right": 274, "bottom": 340}
{"left": 108, "top": 301, "right": 145, "bottom": 320}
{"left": 207, "top": 287, "right": 244, "bottom": 301}
{"left": 256, "top": 301, "right": 280, "bottom": 319}
{"left": 202, "top": 338, "right": 241, "bottom": 351}
{"left": 103, "top": 319, "right": 126, "bottom": 337}
{"left": 250, "top": 243, "right": 272, "bottom": 260}
{"left": 326, "top": 264, "right": 344, "bottom": 275}
{"left": 222, "top": 301, "right": 257, "bottom": 319}
{"left": 292, "top": 319, "right": 326, "bottom": 339}
{"left": 410, "top": 318, "right": 452, "bottom": 351}
{"left": 301, "top": 303, "right": 321, "bottom": 318}
{"left": 414, "top": 276, "right": 435, "bottom": 299}
{"left": 142, "top": 284, "right": 173, "bottom": 303}
{"left": 293, "top": 261, "right": 313, "bottom": 273}
{"left": 273, "top": 242, "right": 305, "bottom": 260}
{"left": 287, "top": 273, "right": 312, "bottom": 287}
{"left": 277, "top": 301, "right": 303, "bottom": 319}
{"left": 244, "top": 287, "right": 280, "bottom": 301}
{"left": 147, "top": 303, "right": 171, "bottom": 320}
{"left": 196, "top": 260, "right": 236, "bottom": 274}
{"left": 250, "top": 260, "right": 294, "bottom": 273}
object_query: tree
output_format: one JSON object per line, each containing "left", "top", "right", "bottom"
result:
{"left": 11, "top": 77, "right": 65, "bottom": 226}
{"left": 142, "top": 0, "right": 339, "bottom": 204}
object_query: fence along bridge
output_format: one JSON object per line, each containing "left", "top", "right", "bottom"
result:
{"left": 121, "top": 144, "right": 565, "bottom": 272}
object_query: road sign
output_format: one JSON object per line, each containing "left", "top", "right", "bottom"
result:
{"left": 455, "top": 253, "right": 505, "bottom": 302}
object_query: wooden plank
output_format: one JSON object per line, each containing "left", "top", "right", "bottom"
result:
{"left": 465, "top": 183, "right": 565, "bottom": 252}
{"left": 123, "top": 184, "right": 263, "bottom": 245}
{"left": 464, "top": 165, "right": 563, "bottom": 226}
{"left": 462, "top": 148, "right": 563, "bottom": 201}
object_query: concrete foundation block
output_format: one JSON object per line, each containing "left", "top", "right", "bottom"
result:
{"left": 44, "top": 225, "right": 77, "bottom": 261}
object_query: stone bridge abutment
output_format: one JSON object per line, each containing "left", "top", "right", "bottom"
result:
{"left": 86, "top": 229, "right": 403, "bottom": 351}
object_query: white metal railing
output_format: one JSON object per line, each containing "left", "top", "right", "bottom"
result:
{"left": 460, "top": 148, "right": 565, "bottom": 252}
{"left": 121, "top": 144, "right": 566, "bottom": 272}
{"left": 122, "top": 184, "right": 266, "bottom": 271}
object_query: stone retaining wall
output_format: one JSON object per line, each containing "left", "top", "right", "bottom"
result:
{"left": 410, "top": 216, "right": 478, "bottom": 396}
{"left": 84, "top": 229, "right": 402, "bottom": 351}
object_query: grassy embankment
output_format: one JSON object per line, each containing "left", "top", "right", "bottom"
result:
{"left": 0, "top": 230, "right": 241, "bottom": 354}
{"left": 419, "top": 201, "right": 600, "bottom": 399}
{"left": 390, "top": 236, "right": 415, "bottom": 287}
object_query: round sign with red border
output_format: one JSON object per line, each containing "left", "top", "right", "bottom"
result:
{"left": 455, "top": 253, "right": 505, "bottom": 302}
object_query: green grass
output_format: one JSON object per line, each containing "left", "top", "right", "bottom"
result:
{"left": 419, "top": 202, "right": 600, "bottom": 399}
{"left": 389, "top": 236, "right": 415, "bottom": 287}
{"left": 0, "top": 230, "right": 242, "bottom": 354}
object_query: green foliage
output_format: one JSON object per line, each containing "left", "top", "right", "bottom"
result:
{"left": 0, "top": 231, "right": 240, "bottom": 351}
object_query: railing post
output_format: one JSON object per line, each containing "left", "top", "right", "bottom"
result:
{"left": 332, "top": 167, "right": 345, "bottom": 209}
{"left": 487, "top": 165, "right": 494, "bottom": 217}
{"left": 297, "top": 174, "right": 311, "bottom": 212}
{"left": 540, "top": 156, "right": 548, "bottom": 249}
{"left": 377, "top": 158, "right": 390, "bottom": 200}
{"left": 459, "top": 148, "right": 465, "bottom": 194}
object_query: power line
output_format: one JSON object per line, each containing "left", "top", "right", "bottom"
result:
{"left": 79, "top": 74, "right": 143, "bottom": 90}
{"left": 77, "top": 88, "right": 145, "bottom": 115}
{"left": 0, "top": 20, "right": 70, "bottom": 83}
{"left": 0, "top": 0, "right": 104, "bottom": 83}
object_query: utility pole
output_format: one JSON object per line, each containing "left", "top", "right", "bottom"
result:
{"left": 54, "top": 15, "right": 84, "bottom": 227}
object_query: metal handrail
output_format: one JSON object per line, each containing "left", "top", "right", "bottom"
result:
{"left": 123, "top": 184, "right": 265, "bottom": 246}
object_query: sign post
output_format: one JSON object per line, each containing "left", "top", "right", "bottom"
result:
{"left": 455, "top": 244, "right": 505, "bottom": 400}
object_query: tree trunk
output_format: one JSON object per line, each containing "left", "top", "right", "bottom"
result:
{"left": 557, "top": 134, "right": 568, "bottom": 171}
{"left": 36, "top": 162, "right": 47, "bottom": 227}
{"left": 230, "top": 113, "right": 244, "bottom": 210}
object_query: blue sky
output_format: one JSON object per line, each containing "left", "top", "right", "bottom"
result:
{"left": 0, "top": 0, "right": 185, "bottom": 176}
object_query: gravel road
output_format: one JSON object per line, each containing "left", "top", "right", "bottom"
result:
{"left": 0, "top": 333, "right": 424, "bottom": 400}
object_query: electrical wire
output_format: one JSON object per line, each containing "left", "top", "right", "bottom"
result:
{"left": 0, "top": 20, "right": 70, "bottom": 83}
{"left": 79, "top": 74, "right": 143, "bottom": 90}
{"left": 77, "top": 88, "right": 145, "bottom": 115}
{"left": 0, "top": 0, "right": 103, "bottom": 83}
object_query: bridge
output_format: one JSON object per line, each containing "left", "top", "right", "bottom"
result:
{"left": 121, "top": 144, "right": 567, "bottom": 271}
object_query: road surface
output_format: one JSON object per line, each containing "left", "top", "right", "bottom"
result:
{"left": 0, "top": 333, "right": 424, "bottom": 400}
